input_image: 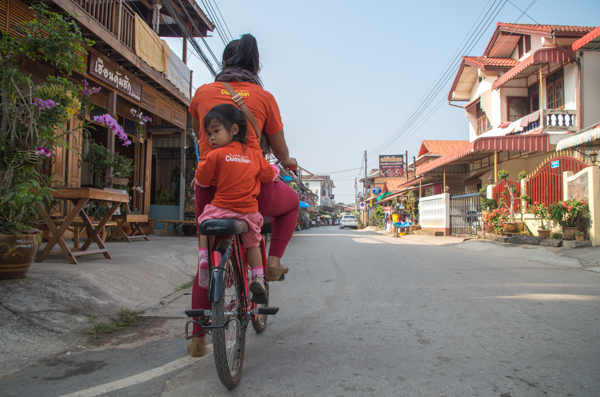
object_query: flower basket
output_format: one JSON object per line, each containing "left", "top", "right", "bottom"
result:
{"left": 537, "top": 229, "right": 551, "bottom": 238}
{"left": 0, "top": 233, "right": 41, "bottom": 279}
{"left": 562, "top": 227, "right": 579, "bottom": 239}
{"left": 503, "top": 221, "right": 523, "bottom": 235}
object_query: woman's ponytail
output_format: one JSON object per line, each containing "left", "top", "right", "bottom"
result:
{"left": 235, "top": 34, "right": 260, "bottom": 74}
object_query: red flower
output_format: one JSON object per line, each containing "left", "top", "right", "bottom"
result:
{"left": 581, "top": 200, "right": 586, "bottom": 205}
{"left": 568, "top": 205, "right": 573, "bottom": 211}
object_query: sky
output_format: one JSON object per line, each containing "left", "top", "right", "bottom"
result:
{"left": 165, "top": 0, "right": 600, "bottom": 205}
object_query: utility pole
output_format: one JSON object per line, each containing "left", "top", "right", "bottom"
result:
{"left": 354, "top": 177, "right": 358, "bottom": 211}
{"left": 364, "top": 150, "right": 368, "bottom": 226}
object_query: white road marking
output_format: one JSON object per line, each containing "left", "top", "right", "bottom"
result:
{"left": 59, "top": 344, "right": 213, "bottom": 397}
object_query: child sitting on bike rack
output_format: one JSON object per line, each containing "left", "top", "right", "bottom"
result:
{"left": 195, "top": 104, "right": 279, "bottom": 304}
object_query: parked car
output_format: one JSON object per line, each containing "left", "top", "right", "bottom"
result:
{"left": 339, "top": 214, "right": 359, "bottom": 229}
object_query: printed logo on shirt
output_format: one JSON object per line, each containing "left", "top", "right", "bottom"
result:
{"left": 221, "top": 89, "right": 250, "bottom": 98}
{"left": 225, "top": 154, "right": 251, "bottom": 164}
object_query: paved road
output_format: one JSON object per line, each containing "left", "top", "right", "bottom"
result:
{"left": 2, "top": 227, "right": 599, "bottom": 396}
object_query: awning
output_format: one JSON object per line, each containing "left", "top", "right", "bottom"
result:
{"left": 556, "top": 123, "right": 600, "bottom": 151}
{"left": 573, "top": 26, "right": 600, "bottom": 51}
{"left": 377, "top": 191, "right": 393, "bottom": 201}
{"left": 492, "top": 48, "right": 575, "bottom": 90}
{"left": 416, "top": 135, "right": 549, "bottom": 175}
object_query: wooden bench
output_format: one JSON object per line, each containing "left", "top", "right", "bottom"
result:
{"left": 51, "top": 218, "right": 118, "bottom": 250}
{"left": 108, "top": 214, "right": 150, "bottom": 242}
{"left": 157, "top": 219, "right": 197, "bottom": 236}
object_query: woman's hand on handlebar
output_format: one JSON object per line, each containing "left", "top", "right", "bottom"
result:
{"left": 279, "top": 157, "right": 298, "bottom": 172}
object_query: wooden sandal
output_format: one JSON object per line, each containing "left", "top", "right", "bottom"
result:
{"left": 266, "top": 265, "right": 289, "bottom": 282}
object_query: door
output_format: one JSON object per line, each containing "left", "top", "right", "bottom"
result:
{"left": 450, "top": 192, "right": 481, "bottom": 236}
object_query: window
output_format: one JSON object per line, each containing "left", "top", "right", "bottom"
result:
{"left": 546, "top": 69, "right": 564, "bottom": 110}
{"left": 476, "top": 103, "right": 491, "bottom": 135}
{"left": 528, "top": 84, "right": 539, "bottom": 112}
{"left": 507, "top": 97, "right": 529, "bottom": 122}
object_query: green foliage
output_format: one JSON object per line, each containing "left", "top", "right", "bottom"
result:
{"left": 518, "top": 170, "right": 527, "bottom": 180}
{"left": 497, "top": 169, "right": 509, "bottom": 181}
{"left": 520, "top": 194, "right": 531, "bottom": 202}
{"left": 0, "top": 174, "right": 54, "bottom": 234}
{"left": 0, "top": 4, "right": 94, "bottom": 233}
{"left": 112, "top": 154, "right": 135, "bottom": 179}
{"left": 549, "top": 199, "right": 589, "bottom": 228}
{"left": 157, "top": 190, "right": 174, "bottom": 205}
{"left": 528, "top": 202, "right": 549, "bottom": 229}
{"left": 574, "top": 231, "right": 584, "bottom": 236}
{"left": 83, "top": 144, "right": 115, "bottom": 189}
{"left": 551, "top": 232, "right": 563, "bottom": 239}
{"left": 374, "top": 206, "right": 385, "bottom": 221}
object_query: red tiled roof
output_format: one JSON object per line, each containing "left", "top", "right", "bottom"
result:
{"left": 417, "top": 140, "right": 469, "bottom": 158}
{"left": 448, "top": 57, "right": 519, "bottom": 100}
{"left": 491, "top": 48, "right": 575, "bottom": 90}
{"left": 463, "top": 56, "right": 519, "bottom": 69}
{"left": 416, "top": 135, "right": 549, "bottom": 175}
{"left": 484, "top": 23, "right": 595, "bottom": 57}
{"left": 573, "top": 26, "right": 600, "bottom": 51}
{"left": 385, "top": 178, "right": 409, "bottom": 191}
{"left": 496, "top": 23, "right": 596, "bottom": 34}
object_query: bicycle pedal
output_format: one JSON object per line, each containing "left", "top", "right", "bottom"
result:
{"left": 185, "top": 309, "right": 211, "bottom": 317}
{"left": 254, "top": 307, "right": 279, "bottom": 315}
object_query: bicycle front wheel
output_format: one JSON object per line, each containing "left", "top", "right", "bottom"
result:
{"left": 212, "top": 243, "right": 246, "bottom": 389}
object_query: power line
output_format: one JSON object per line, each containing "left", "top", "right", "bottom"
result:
{"left": 208, "top": 0, "right": 233, "bottom": 42}
{"left": 506, "top": 0, "right": 539, "bottom": 24}
{"left": 369, "top": 0, "right": 508, "bottom": 157}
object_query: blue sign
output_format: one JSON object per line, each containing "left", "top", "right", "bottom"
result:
{"left": 551, "top": 160, "right": 559, "bottom": 169}
{"left": 372, "top": 187, "right": 382, "bottom": 194}
{"left": 360, "top": 202, "right": 365, "bottom": 208}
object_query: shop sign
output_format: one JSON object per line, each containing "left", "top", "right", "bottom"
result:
{"left": 379, "top": 154, "right": 405, "bottom": 177}
{"left": 372, "top": 187, "right": 382, "bottom": 194}
{"left": 89, "top": 53, "right": 142, "bottom": 102}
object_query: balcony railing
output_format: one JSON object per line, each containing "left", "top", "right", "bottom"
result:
{"left": 512, "top": 109, "right": 578, "bottom": 135}
{"left": 73, "top": 0, "right": 136, "bottom": 52}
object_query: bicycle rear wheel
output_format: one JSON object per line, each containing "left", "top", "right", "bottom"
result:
{"left": 212, "top": 241, "right": 246, "bottom": 389}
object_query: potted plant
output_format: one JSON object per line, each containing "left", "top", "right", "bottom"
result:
{"left": 405, "top": 191, "right": 420, "bottom": 230}
{"left": 483, "top": 207, "right": 510, "bottom": 235}
{"left": 549, "top": 199, "right": 589, "bottom": 239}
{"left": 528, "top": 202, "right": 551, "bottom": 238}
{"left": 574, "top": 231, "right": 585, "bottom": 241}
{"left": 110, "top": 153, "right": 135, "bottom": 188}
{"left": 0, "top": 4, "right": 96, "bottom": 278}
{"left": 497, "top": 169, "right": 526, "bottom": 234}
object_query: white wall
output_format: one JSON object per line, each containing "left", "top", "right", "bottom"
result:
{"left": 564, "top": 63, "right": 578, "bottom": 110}
{"left": 582, "top": 51, "right": 600, "bottom": 128}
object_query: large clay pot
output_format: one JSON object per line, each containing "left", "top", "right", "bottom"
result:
{"left": 503, "top": 221, "right": 524, "bottom": 235}
{"left": 562, "top": 227, "right": 579, "bottom": 239}
{"left": 481, "top": 210, "right": 491, "bottom": 219}
{"left": 575, "top": 234, "right": 585, "bottom": 241}
{"left": 537, "top": 229, "right": 551, "bottom": 238}
{"left": 410, "top": 225, "right": 421, "bottom": 231}
{"left": 0, "top": 233, "right": 40, "bottom": 279}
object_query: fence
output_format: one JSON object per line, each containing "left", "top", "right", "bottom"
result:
{"left": 526, "top": 154, "right": 588, "bottom": 207}
{"left": 419, "top": 193, "right": 449, "bottom": 235}
{"left": 73, "top": 0, "right": 136, "bottom": 52}
{"left": 492, "top": 179, "right": 521, "bottom": 213}
{"left": 450, "top": 192, "right": 481, "bottom": 236}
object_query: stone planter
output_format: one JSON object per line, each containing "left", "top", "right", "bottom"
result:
{"left": 0, "top": 233, "right": 40, "bottom": 279}
{"left": 537, "top": 229, "right": 551, "bottom": 238}
{"left": 561, "top": 226, "right": 579, "bottom": 239}
{"left": 503, "top": 221, "right": 524, "bottom": 235}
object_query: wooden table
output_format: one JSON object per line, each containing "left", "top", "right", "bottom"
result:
{"left": 35, "top": 188, "right": 129, "bottom": 264}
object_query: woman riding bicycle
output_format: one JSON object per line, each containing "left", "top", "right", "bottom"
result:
{"left": 188, "top": 34, "right": 299, "bottom": 357}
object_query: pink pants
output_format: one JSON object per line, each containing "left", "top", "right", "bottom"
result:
{"left": 192, "top": 180, "right": 299, "bottom": 335}
{"left": 198, "top": 204, "right": 263, "bottom": 248}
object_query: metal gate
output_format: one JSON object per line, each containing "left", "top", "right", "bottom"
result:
{"left": 450, "top": 192, "right": 481, "bottom": 236}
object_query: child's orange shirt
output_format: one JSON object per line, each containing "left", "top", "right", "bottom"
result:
{"left": 195, "top": 142, "right": 276, "bottom": 214}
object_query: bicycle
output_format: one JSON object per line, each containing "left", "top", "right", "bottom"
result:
{"left": 184, "top": 220, "right": 279, "bottom": 389}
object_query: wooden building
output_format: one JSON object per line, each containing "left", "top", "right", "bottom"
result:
{"left": 2, "top": 0, "right": 214, "bottom": 216}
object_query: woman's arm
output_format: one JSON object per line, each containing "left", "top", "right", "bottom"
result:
{"left": 267, "top": 129, "right": 297, "bottom": 169}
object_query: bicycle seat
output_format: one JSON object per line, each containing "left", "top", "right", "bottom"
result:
{"left": 201, "top": 219, "right": 248, "bottom": 236}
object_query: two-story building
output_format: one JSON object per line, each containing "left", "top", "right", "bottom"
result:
{"left": 417, "top": 23, "right": 597, "bottom": 196}
{"left": 4, "top": 0, "right": 214, "bottom": 219}
{"left": 300, "top": 168, "right": 335, "bottom": 213}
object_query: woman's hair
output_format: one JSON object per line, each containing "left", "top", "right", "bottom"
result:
{"left": 222, "top": 34, "right": 260, "bottom": 74}
{"left": 203, "top": 104, "right": 248, "bottom": 145}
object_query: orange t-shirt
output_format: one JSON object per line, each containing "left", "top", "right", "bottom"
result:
{"left": 189, "top": 82, "right": 284, "bottom": 163}
{"left": 195, "top": 142, "right": 276, "bottom": 214}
